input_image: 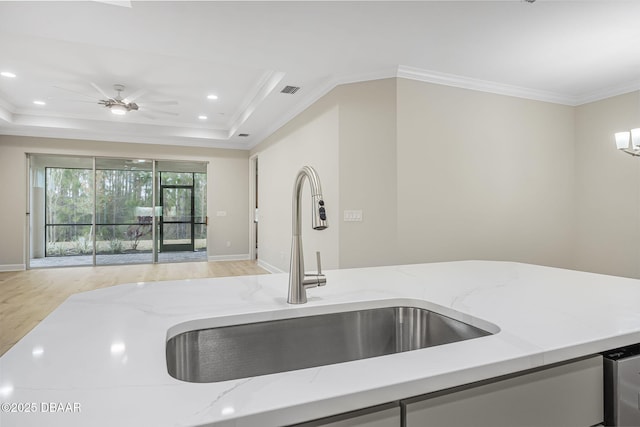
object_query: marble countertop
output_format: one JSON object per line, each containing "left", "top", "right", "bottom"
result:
{"left": 1, "top": 261, "right": 640, "bottom": 426}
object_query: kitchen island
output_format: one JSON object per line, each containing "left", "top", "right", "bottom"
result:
{"left": 1, "top": 261, "right": 639, "bottom": 426}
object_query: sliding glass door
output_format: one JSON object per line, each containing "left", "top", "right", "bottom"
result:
{"left": 29, "top": 156, "right": 94, "bottom": 268}
{"left": 95, "top": 158, "right": 153, "bottom": 265}
{"left": 28, "top": 155, "right": 207, "bottom": 268}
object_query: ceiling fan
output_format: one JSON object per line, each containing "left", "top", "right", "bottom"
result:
{"left": 99, "top": 83, "right": 138, "bottom": 115}
{"left": 56, "top": 82, "right": 178, "bottom": 118}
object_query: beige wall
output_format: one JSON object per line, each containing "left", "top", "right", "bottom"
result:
{"left": 4, "top": 83, "right": 637, "bottom": 279}
{"left": 0, "top": 135, "right": 249, "bottom": 269}
{"left": 252, "top": 78, "right": 582, "bottom": 274}
{"left": 251, "top": 79, "right": 398, "bottom": 271}
{"left": 253, "top": 94, "right": 340, "bottom": 273}
{"left": 574, "top": 91, "right": 640, "bottom": 278}
{"left": 396, "top": 79, "right": 577, "bottom": 268}
{"left": 337, "top": 79, "right": 399, "bottom": 268}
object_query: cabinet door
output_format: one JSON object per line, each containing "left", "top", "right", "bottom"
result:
{"left": 403, "top": 355, "right": 603, "bottom": 427}
{"left": 291, "top": 404, "right": 400, "bottom": 427}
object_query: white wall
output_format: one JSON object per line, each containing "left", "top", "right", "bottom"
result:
{"left": 574, "top": 91, "right": 640, "bottom": 278}
{"left": 0, "top": 135, "right": 249, "bottom": 270}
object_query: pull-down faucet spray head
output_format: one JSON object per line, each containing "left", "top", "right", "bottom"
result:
{"left": 311, "top": 194, "right": 327, "bottom": 231}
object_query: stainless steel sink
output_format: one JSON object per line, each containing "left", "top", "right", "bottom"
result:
{"left": 166, "top": 306, "right": 493, "bottom": 383}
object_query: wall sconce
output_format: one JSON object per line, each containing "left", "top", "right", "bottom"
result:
{"left": 615, "top": 128, "right": 640, "bottom": 157}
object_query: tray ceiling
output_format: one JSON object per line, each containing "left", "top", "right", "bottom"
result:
{"left": 0, "top": 1, "right": 639, "bottom": 149}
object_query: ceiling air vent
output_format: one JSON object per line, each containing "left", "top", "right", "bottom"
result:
{"left": 238, "top": 133, "right": 250, "bottom": 137}
{"left": 280, "top": 85, "right": 301, "bottom": 95}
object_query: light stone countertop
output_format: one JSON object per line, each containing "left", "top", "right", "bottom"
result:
{"left": 1, "top": 261, "right": 640, "bottom": 426}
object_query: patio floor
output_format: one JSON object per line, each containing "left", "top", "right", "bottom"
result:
{"left": 29, "top": 250, "right": 208, "bottom": 268}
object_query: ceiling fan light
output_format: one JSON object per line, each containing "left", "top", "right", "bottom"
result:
{"left": 111, "top": 104, "right": 127, "bottom": 115}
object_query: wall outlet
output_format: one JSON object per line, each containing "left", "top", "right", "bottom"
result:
{"left": 216, "top": 211, "right": 227, "bottom": 217}
{"left": 226, "top": 241, "right": 231, "bottom": 247}
{"left": 344, "top": 210, "right": 363, "bottom": 222}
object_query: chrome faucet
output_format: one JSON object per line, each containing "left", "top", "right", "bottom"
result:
{"left": 288, "top": 166, "right": 328, "bottom": 304}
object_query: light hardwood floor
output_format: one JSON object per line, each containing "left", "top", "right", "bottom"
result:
{"left": 0, "top": 260, "right": 269, "bottom": 356}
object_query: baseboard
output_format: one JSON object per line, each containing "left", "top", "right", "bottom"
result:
{"left": 257, "top": 259, "right": 286, "bottom": 274}
{"left": 0, "top": 264, "right": 26, "bottom": 272}
{"left": 207, "top": 254, "right": 250, "bottom": 262}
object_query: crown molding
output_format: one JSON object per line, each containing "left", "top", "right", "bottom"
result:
{"left": 397, "top": 65, "right": 640, "bottom": 106}
{"left": 249, "top": 64, "right": 575, "bottom": 150}
{"left": 249, "top": 64, "right": 640, "bottom": 150}
{"left": 573, "top": 80, "right": 640, "bottom": 106}
{"left": 397, "top": 65, "right": 578, "bottom": 105}
{"left": 333, "top": 67, "right": 398, "bottom": 87}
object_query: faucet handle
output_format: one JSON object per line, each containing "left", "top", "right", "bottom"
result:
{"left": 314, "top": 251, "right": 326, "bottom": 287}
{"left": 303, "top": 251, "right": 326, "bottom": 289}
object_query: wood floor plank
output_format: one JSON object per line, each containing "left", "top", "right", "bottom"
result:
{"left": 0, "top": 260, "right": 269, "bottom": 356}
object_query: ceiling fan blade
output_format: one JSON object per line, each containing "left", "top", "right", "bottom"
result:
{"left": 53, "top": 86, "right": 99, "bottom": 101}
{"left": 123, "top": 89, "right": 146, "bottom": 104}
{"left": 90, "top": 82, "right": 112, "bottom": 100}
{"left": 138, "top": 111, "right": 156, "bottom": 120}
{"left": 143, "top": 107, "right": 179, "bottom": 116}
{"left": 137, "top": 100, "right": 178, "bottom": 106}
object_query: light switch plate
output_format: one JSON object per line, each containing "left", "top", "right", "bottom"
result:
{"left": 344, "top": 210, "right": 363, "bottom": 222}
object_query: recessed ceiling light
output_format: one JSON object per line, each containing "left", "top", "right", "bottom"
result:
{"left": 33, "top": 100, "right": 46, "bottom": 106}
{"left": 198, "top": 115, "right": 208, "bottom": 120}
{"left": 1, "top": 71, "right": 16, "bottom": 78}
{"left": 207, "top": 94, "right": 218, "bottom": 100}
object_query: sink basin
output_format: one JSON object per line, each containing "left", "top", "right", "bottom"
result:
{"left": 166, "top": 306, "right": 493, "bottom": 383}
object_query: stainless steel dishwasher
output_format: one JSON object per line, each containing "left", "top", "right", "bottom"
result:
{"left": 603, "top": 344, "right": 640, "bottom": 427}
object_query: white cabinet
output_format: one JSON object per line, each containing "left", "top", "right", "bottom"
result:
{"left": 292, "top": 404, "right": 400, "bottom": 427}
{"left": 296, "top": 356, "right": 604, "bottom": 427}
{"left": 402, "top": 355, "right": 603, "bottom": 427}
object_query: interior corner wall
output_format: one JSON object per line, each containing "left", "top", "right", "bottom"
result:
{"left": 336, "top": 79, "right": 399, "bottom": 268}
{"left": 253, "top": 77, "right": 579, "bottom": 273}
{"left": 396, "top": 78, "right": 576, "bottom": 268}
{"left": 0, "top": 139, "right": 28, "bottom": 270}
{"left": 251, "top": 94, "right": 340, "bottom": 273}
{"left": 0, "top": 135, "right": 250, "bottom": 270}
{"left": 250, "top": 78, "right": 397, "bottom": 272}
{"left": 574, "top": 91, "right": 640, "bottom": 279}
